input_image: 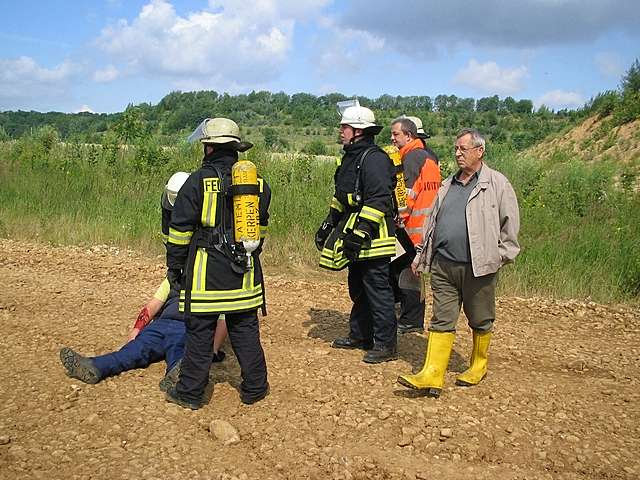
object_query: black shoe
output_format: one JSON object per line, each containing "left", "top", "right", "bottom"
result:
{"left": 59, "top": 347, "right": 101, "bottom": 384}
{"left": 397, "top": 324, "right": 424, "bottom": 334}
{"left": 211, "top": 350, "right": 226, "bottom": 363}
{"left": 363, "top": 346, "right": 399, "bottom": 364}
{"left": 241, "top": 385, "right": 270, "bottom": 405}
{"left": 331, "top": 337, "right": 373, "bottom": 350}
{"left": 165, "top": 387, "right": 202, "bottom": 410}
{"left": 159, "top": 359, "right": 182, "bottom": 392}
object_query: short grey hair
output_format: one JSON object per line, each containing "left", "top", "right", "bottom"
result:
{"left": 391, "top": 117, "right": 418, "bottom": 138}
{"left": 456, "top": 128, "right": 485, "bottom": 149}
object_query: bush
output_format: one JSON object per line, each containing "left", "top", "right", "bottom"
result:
{"left": 301, "top": 139, "right": 328, "bottom": 156}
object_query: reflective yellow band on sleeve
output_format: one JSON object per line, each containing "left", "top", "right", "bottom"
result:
{"left": 168, "top": 228, "right": 193, "bottom": 246}
{"left": 358, "top": 205, "right": 385, "bottom": 224}
{"left": 330, "top": 197, "right": 345, "bottom": 213}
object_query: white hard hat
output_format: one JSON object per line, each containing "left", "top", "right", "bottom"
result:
{"left": 189, "top": 118, "right": 240, "bottom": 144}
{"left": 162, "top": 171, "right": 190, "bottom": 210}
{"left": 404, "top": 116, "right": 425, "bottom": 134}
{"left": 340, "top": 105, "right": 378, "bottom": 129}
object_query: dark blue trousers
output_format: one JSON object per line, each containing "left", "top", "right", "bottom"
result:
{"left": 91, "top": 318, "right": 185, "bottom": 379}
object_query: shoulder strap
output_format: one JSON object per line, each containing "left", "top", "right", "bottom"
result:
{"left": 353, "top": 146, "right": 380, "bottom": 205}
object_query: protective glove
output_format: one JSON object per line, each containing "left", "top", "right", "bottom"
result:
{"left": 342, "top": 229, "right": 370, "bottom": 262}
{"left": 314, "top": 221, "right": 334, "bottom": 251}
{"left": 167, "top": 268, "right": 183, "bottom": 293}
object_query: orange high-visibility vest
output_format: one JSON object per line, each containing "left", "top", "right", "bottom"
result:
{"left": 399, "top": 139, "right": 441, "bottom": 246}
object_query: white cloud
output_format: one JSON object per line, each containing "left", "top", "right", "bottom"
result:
{"left": 453, "top": 59, "right": 528, "bottom": 95}
{"left": 595, "top": 52, "right": 624, "bottom": 79}
{"left": 97, "top": 0, "right": 329, "bottom": 90}
{"left": 535, "top": 89, "right": 585, "bottom": 110}
{"left": 339, "top": 1, "right": 640, "bottom": 54}
{"left": 311, "top": 15, "right": 385, "bottom": 77}
{"left": 0, "top": 56, "right": 78, "bottom": 111}
{"left": 93, "top": 65, "right": 119, "bottom": 83}
{"left": 75, "top": 105, "right": 95, "bottom": 113}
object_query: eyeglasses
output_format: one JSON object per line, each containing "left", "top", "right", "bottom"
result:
{"left": 454, "top": 145, "right": 481, "bottom": 154}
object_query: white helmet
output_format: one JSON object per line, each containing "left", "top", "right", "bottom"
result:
{"left": 340, "top": 105, "right": 378, "bottom": 129}
{"left": 187, "top": 118, "right": 253, "bottom": 151}
{"left": 404, "top": 116, "right": 425, "bottom": 134}
{"left": 404, "top": 115, "right": 430, "bottom": 139}
{"left": 162, "top": 171, "right": 190, "bottom": 210}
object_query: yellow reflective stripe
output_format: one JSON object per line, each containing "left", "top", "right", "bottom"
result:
{"left": 168, "top": 228, "right": 193, "bottom": 245}
{"left": 183, "top": 295, "right": 263, "bottom": 313}
{"left": 260, "top": 225, "right": 268, "bottom": 238}
{"left": 378, "top": 218, "right": 389, "bottom": 239}
{"left": 347, "top": 193, "right": 359, "bottom": 206}
{"left": 162, "top": 233, "right": 168, "bottom": 244}
{"left": 358, "top": 246, "right": 396, "bottom": 259}
{"left": 258, "top": 177, "right": 264, "bottom": 193}
{"left": 370, "top": 237, "right": 396, "bottom": 247}
{"left": 330, "top": 197, "right": 345, "bottom": 213}
{"left": 336, "top": 157, "right": 342, "bottom": 167}
{"left": 359, "top": 205, "right": 384, "bottom": 224}
{"left": 242, "top": 264, "right": 254, "bottom": 291}
{"left": 201, "top": 177, "right": 220, "bottom": 227}
{"left": 180, "top": 284, "right": 262, "bottom": 301}
{"left": 192, "top": 248, "right": 207, "bottom": 291}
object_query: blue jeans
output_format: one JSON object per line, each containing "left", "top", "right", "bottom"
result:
{"left": 92, "top": 319, "right": 185, "bottom": 379}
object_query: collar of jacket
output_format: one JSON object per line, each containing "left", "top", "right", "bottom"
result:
{"left": 202, "top": 149, "right": 238, "bottom": 168}
{"left": 343, "top": 136, "right": 375, "bottom": 156}
{"left": 398, "top": 137, "right": 424, "bottom": 158}
{"left": 447, "top": 163, "right": 491, "bottom": 191}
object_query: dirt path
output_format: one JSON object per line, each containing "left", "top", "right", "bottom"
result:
{"left": 0, "top": 239, "right": 638, "bottom": 480}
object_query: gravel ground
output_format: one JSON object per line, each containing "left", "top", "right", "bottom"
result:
{"left": 0, "top": 239, "right": 638, "bottom": 480}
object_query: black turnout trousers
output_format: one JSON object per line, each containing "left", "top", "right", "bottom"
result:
{"left": 176, "top": 310, "right": 268, "bottom": 403}
{"left": 347, "top": 258, "right": 397, "bottom": 349}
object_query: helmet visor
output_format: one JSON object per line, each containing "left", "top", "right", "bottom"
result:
{"left": 187, "top": 119, "right": 210, "bottom": 143}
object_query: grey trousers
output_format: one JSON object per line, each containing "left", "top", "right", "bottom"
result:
{"left": 429, "top": 255, "right": 497, "bottom": 332}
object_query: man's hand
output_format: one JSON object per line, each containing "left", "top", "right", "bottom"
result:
{"left": 411, "top": 244, "right": 423, "bottom": 275}
{"left": 342, "top": 230, "right": 369, "bottom": 262}
{"left": 314, "top": 221, "right": 334, "bottom": 251}
{"left": 167, "top": 269, "right": 182, "bottom": 293}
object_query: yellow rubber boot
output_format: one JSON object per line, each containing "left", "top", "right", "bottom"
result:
{"left": 456, "top": 331, "right": 492, "bottom": 386}
{"left": 397, "top": 331, "right": 455, "bottom": 398}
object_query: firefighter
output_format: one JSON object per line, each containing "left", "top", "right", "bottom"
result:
{"left": 315, "top": 100, "right": 398, "bottom": 363}
{"left": 165, "top": 118, "right": 270, "bottom": 409}
{"left": 390, "top": 116, "right": 441, "bottom": 334}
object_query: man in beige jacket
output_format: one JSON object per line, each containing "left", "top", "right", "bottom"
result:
{"left": 397, "top": 128, "right": 520, "bottom": 398}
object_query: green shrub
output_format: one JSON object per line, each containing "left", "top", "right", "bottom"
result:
{"left": 301, "top": 139, "right": 328, "bottom": 156}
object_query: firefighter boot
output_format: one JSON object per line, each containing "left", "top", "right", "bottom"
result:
{"left": 397, "top": 331, "right": 455, "bottom": 398}
{"left": 456, "top": 330, "right": 492, "bottom": 387}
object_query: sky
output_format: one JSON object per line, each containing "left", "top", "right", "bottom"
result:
{"left": 0, "top": 0, "right": 638, "bottom": 114}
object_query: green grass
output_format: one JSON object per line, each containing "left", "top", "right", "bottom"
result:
{"left": 1, "top": 138, "right": 638, "bottom": 303}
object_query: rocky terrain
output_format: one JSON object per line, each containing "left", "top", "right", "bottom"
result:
{"left": 0, "top": 239, "right": 638, "bottom": 480}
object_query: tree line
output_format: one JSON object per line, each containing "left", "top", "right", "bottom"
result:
{"left": 1, "top": 58, "right": 638, "bottom": 153}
